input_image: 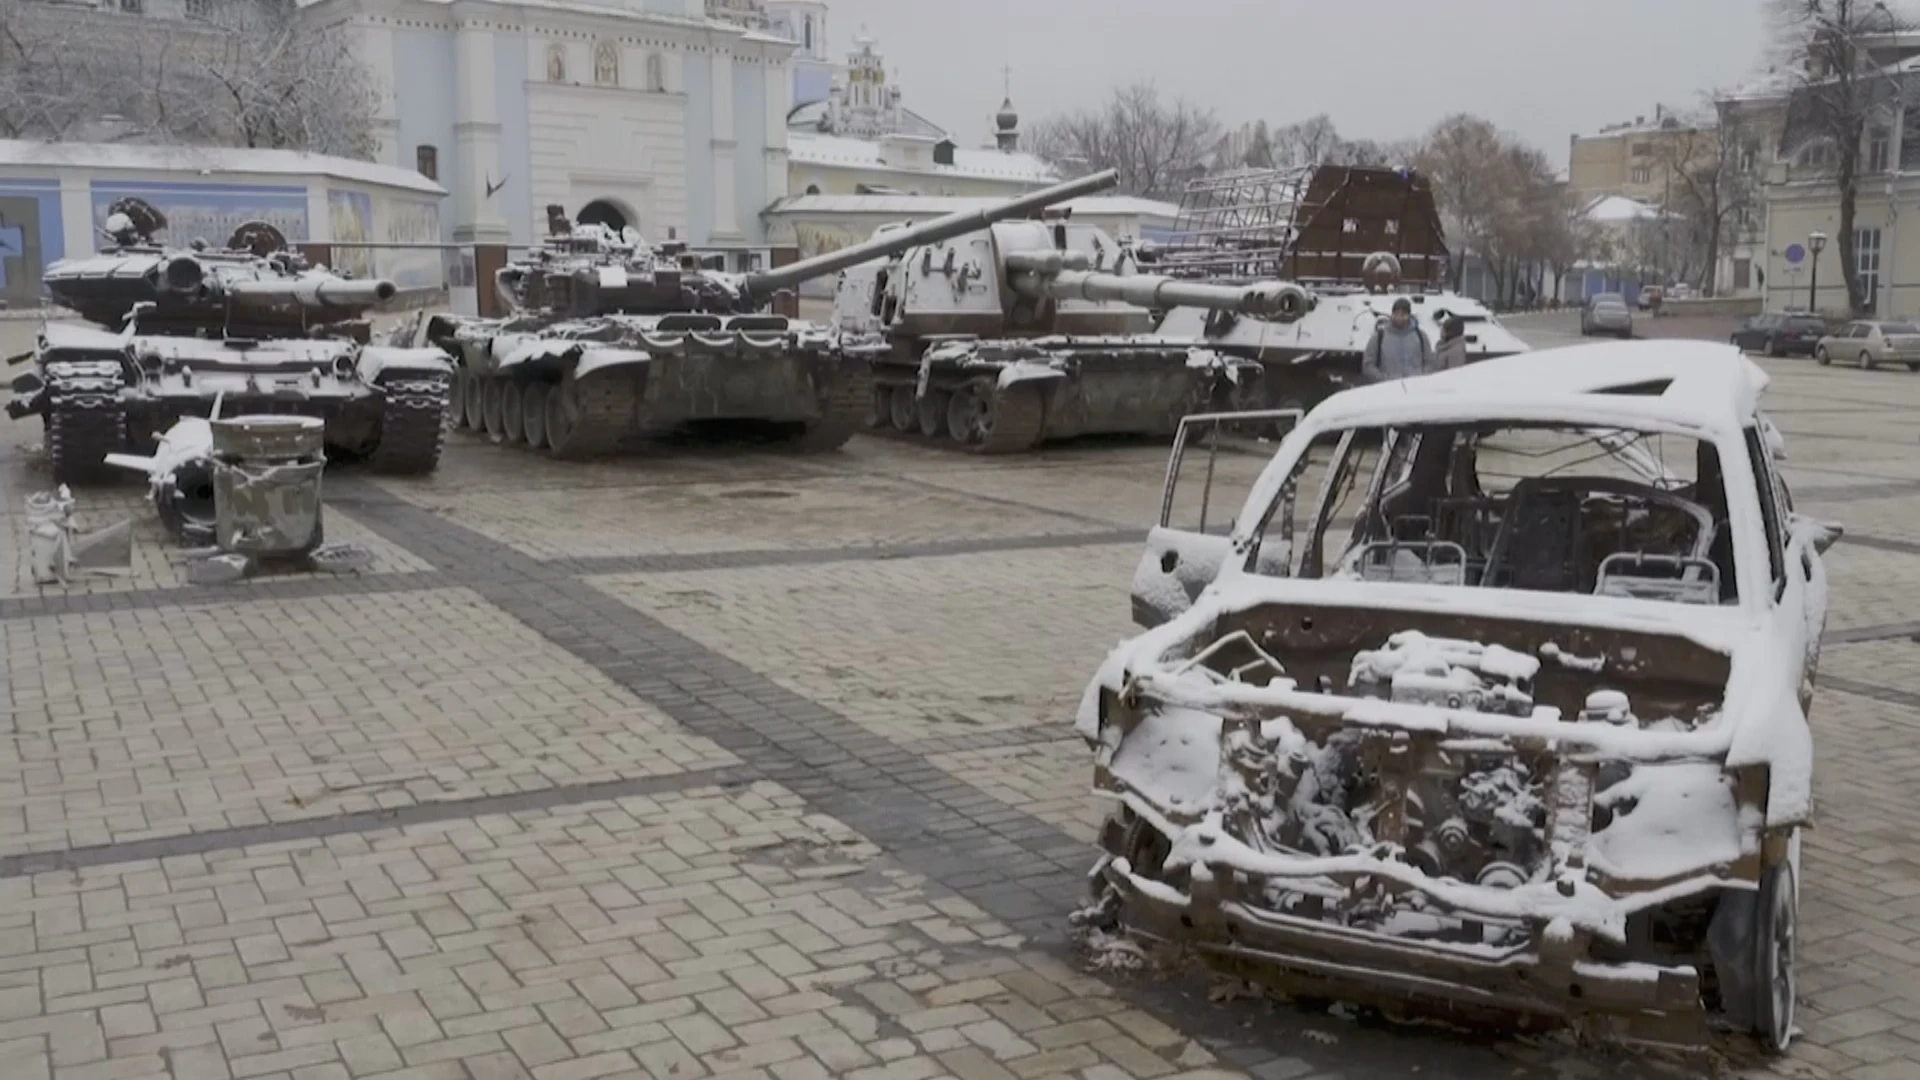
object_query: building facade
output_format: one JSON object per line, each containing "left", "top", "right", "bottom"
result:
{"left": 307, "top": 0, "right": 797, "bottom": 261}
{"left": 1567, "top": 106, "right": 1719, "bottom": 205}
{"left": 764, "top": 1, "right": 832, "bottom": 107}
{"left": 0, "top": 140, "right": 444, "bottom": 310}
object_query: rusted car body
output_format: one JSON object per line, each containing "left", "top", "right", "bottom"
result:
{"left": 1079, "top": 341, "right": 1838, "bottom": 1052}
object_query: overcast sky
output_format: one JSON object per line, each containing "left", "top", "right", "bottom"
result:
{"left": 814, "top": 0, "right": 1776, "bottom": 167}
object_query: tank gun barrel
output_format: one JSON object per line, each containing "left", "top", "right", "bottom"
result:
{"left": 741, "top": 169, "right": 1120, "bottom": 303}
{"left": 1005, "top": 253, "right": 1313, "bottom": 321}
{"left": 224, "top": 276, "right": 399, "bottom": 316}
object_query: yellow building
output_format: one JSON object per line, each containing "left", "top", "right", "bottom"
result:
{"left": 1567, "top": 107, "right": 1719, "bottom": 205}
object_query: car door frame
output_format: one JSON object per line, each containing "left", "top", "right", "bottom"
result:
{"left": 1131, "top": 407, "right": 1304, "bottom": 628}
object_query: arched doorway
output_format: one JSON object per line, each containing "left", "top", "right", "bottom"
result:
{"left": 576, "top": 200, "right": 629, "bottom": 232}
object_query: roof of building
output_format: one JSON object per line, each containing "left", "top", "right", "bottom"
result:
{"left": 765, "top": 193, "right": 1180, "bottom": 218}
{"left": 785, "top": 132, "right": 1058, "bottom": 184}
{"left": 0, "top": 140, "right": 446, "bottom": 196}
{"left": 1582, "top": 194, "right": 1667, "bottom": 223}
{"left": 786, "top": 99, "right": 948, "bottom": 140}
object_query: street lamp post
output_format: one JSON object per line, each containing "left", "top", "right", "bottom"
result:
{"left": 1809, "top": 231, "right": 1829, "bottom": 315}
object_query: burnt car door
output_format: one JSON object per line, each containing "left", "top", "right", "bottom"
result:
{"left": 1746, "top": 418, "right": 1835, "bottom": 706}
{"left": 1131, "top": 408, "right": 1303, "bottom": 627}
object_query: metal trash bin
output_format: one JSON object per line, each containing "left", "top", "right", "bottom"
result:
{"left": 211, "top": 415, "right": 326, "bottom": 556}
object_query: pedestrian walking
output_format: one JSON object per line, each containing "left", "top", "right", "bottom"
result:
{"left": 1361, "top": 298, "right": 1434, "bottom": 383}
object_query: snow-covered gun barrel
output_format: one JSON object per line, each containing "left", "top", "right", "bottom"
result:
{"left": 735, "top": 168, "right": 1123, "bottom": 307}
{"left": 1002, "top": 250, "right": 1312, "bottom": 322}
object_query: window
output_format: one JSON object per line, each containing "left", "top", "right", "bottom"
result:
{"left": 1856, "top": 226, "right": 1882, "bottom": 311}
{"left": 1797, "top": 141, "right": 1832, "bottom": 169}
{"left": 1868, "top": 128, "right": 1891, "bottom": 172}
{"left": 416, "top": 145, "right": 438, "bottom": 181}
{"left": 1740, "top": 146, "right": 1756, "bottom": 173}
{"left": 1734, "top": 258, "right": 1752, "bottom": 290}
{"left": 1631, "top": 141, "right": 1652, "bottom": 157}
{"left": 804, "top": 184, "right": 820, "bottom": 195}
{"left": 645, "top": 52, "right": 665, "bottom": 91}
{"left": 118, "top": 0, "right": 142, "bottom": 11}
{"left": 185, "top": 0, "right": 209, "bottom": 17}
{"left": 803, "top": 14, "right": 813, "bottom": 50}
{"left": 1630, "top": 164, "right": 1652, "bottom": 184}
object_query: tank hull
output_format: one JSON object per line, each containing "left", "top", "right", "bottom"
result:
{"left": 8, "top": 322, "right": 452, "bottom": 485}
{"left": 420, "top": 313, "right": 866, "bottom": 459}
{"left": 854, "top": 336, "right": 1263, "bottom": 454}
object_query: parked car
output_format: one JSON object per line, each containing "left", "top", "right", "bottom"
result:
{"left": 1813, "top": 320, "right": 1920, "bottom": 371}
{"left": 1638, "top": 284, "right": 1664, "bottom": 311}
{"left": 1580, "top": 292, "right": 1634, "bottom": 338}
{"left": 1094, "top": 341, "right": 1839, "bottom": 1053}
{"left": 1667, "top": 283, "right": 1697, "bottom": 301}
{"left": 1731, "top": 312, "right": 1828, "bottom": 357}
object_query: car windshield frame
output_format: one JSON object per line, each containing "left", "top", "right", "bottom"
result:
{"left": 1243, "top": 418, "right": 1762, "bottom": 608}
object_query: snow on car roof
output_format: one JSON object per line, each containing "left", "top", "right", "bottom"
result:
{"left": 1307, "top": 340, "right": 1767, "bottom": 439}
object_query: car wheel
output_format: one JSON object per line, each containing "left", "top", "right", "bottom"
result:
{"left": 1752, "top": 859, "right": 1798, "bottom": 1055}
{"left": 1816, "top": 348, "right": 1831, "bottom": 366}
{"left": 1861, "top": 351, "right": 1876, "bottom": 370}
{"left": 1908, "top": 362, "right": 1920, "bottom": 373}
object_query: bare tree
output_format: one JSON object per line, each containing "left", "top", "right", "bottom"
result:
{"left": 1649, "top": 107, "right": 1755, "bottom": 296}
{"left": 1215, "top": 120, "right": 1277, "bottom": 169}
{"left": 1773, "top": 0, "right": 1914, "bottom": 314}
{"left": 1414, "top": 114, "right": 1510, "bottom": 292}
{"left": 0, "top": 0, "right": 377, "bottom": 158}
{"left": 1028, "top": 83, "right": 1222, "bottom": 200}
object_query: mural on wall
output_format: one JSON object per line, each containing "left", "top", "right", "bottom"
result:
{"left": 326, "top": 189, "right": 376, "bottom": 279}
{"left": 91, "top": 180, "right": 309, "bottom": 251}
{"left": 792, "top": 221, "right": 866, "bottom": 261}
{"left": 0, "top": 180, "right": 63, "bottom": 311}
{"left": 377, "top": 196, "right": 443, "bottom": 290}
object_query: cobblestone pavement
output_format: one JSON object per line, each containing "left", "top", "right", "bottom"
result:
{"left": 0, "top": 313, "right": 1917, "bottom": 1080}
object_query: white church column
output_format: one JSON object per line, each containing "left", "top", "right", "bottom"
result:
{"left": 453, "top": 20, "right": 510, "bottom": 244}
{"left": 763, "top": 53, "right": 790, "bottom": 205}
{"left": 358, "top": 19, "right": 403, "bottom": 169}
{"left": 709, "top": 45, "right": 741, "bottom": 241}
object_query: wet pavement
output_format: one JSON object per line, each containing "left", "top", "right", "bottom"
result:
{"left": 0, "top": 309, "right": 1916, "bottom": 1079}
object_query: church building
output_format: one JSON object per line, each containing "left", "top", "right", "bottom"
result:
{"left": 311, "top": 0, "right": 798, "bottom": 266}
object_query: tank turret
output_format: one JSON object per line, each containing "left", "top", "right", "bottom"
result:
{"left": 499, "top": 170, "right": 1124, "bottom": 320}
{"left": 43, "top": 213, "right": 399, "bottom": 339}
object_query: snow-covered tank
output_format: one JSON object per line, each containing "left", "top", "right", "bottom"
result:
{"left": 1143, "top": 165, "right": 1530, "bottom": 418}
{"left": 5, "top": 199, "right": 451, "bottom": 484}
{"left": 406, "top": 172, "right": 1126, "bottom": 459}
{"left": 832, "top": 193, "right": 1314, "bottom": 453}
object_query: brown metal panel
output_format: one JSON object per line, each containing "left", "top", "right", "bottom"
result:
{"left": 473, "top": 244, "right": 509, "bottom": 318}
{"left": 769, "top": 246, "right": 800, "bottom": 317}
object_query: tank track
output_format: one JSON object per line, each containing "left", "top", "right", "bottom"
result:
{"left": 548, "top": 370, "right": 638, "bottom": 460}
{"left": 42, "top": 359, "right": 128, "bottom": 485}
{"left": 865, "top": 369, "right": 1046, "bottom": 454}
{"left": 369, "top": 374, "right": 452, "bottom": 475}
{"left": 787, "top": 361, "right": 873, "bottom": 453}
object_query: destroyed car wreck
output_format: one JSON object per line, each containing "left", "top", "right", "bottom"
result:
{"left": 1080, "top": 341, "right": 1839, "bottom": 1052}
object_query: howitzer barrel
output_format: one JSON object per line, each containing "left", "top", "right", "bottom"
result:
{"left": 741, "top": 169, "right": 1120, "bottom": 301}
{"left": 1006, "top": 260, "right": 1313, "bottom": 321}
{"left": 225, "top": 276, "right": 398, "bottom": 315}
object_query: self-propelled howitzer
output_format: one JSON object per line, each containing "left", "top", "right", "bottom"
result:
{"left": 832, "top": 196, "right": 1317, "bottom": 453}
{"left": 413, "top": 171, "right": 1127, "bottom": 460}
{"left": 9, "top": 204, "right": 452, "bottom": 483}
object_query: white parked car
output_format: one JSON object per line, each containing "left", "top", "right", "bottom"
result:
{"left": 1080, "top": 341, "right": 1839, "bottom": 1053}
{"left": 1813, "top": 319, "right": 1920, "bottom": 371}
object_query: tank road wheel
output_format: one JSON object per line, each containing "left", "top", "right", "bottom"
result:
{"left": 867, "top": 385, "right": 889, "bottom": 428}
{"left": 1754, "top": 860, "right": 1799, "bottom": 1054}
{"left": 916, "top": 389, "right": 951, "bottom": 437}
{"left": 545, "top": 371, "right": 634, "bottom": 461}
{"left": 945, "top": 380, "right": 1045, "bottom": 454}
{"left": 463, "top": 368, "right": 486, "bottom": 432}
{"left": 481, "top": 377, "right": 508, "bottom": 439}
{"left": 522, "top": 382, "right": 551, "bottom": 450}
{"left": 501, "top": 381, "right": 527, "bottom": 444}
{"left": 888, "top": 385, "right": 917, "bottom": 432}
{"left": 447, "top": 367, "right": 468, "bottom": 429}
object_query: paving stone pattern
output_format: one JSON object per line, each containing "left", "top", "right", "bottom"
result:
{"left": 0, "top": 316, "right": 1917, "bottom": 1079}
